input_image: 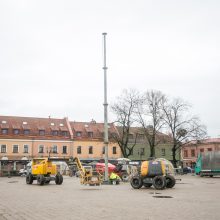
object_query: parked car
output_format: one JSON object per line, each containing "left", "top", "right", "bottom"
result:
{"left": 182, "top": 167, "right": 193, "bottom": 174}
{"left": 19, "top": 169, "right": 27, "bottom": 176}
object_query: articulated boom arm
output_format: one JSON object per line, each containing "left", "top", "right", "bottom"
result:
{"left": 72, "top": 157, "right": 85, "bottom": 177}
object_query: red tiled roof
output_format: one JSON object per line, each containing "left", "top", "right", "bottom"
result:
{"left": 0, "top": 115, "right": 71, "bottom": 140}
{"left": 0, "top": 115, "right": 119, "bottom": 141}
{"left": 70, "top": 121, "right": 117, "bottom": 139}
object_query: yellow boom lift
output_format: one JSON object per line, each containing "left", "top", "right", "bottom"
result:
{"left": 26, "top": 158, "right": 63, "bottom": 185}
{"left": 71, "top": 157, "right": 103, "bottom": 186}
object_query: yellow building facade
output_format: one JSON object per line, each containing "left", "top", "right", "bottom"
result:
{"left": 0, "top": 116, "right": 121, "bottom": 176}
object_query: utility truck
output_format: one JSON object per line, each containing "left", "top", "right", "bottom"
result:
{"left": 195, "top": 151, "right": 220, "bottom": 177}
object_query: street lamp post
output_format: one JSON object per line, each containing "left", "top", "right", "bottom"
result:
{"left": 102, "top": 32, "right": 109, "bottom": 182}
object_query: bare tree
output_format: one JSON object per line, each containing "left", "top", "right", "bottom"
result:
{"left": 162, "top": 98, "right": 207, "bottom": 167}
{"left": 110, "top": 89, "right": 141, "bottom": 158}
{"left": 136, "top": 90, "right": 167, "bottom": 157}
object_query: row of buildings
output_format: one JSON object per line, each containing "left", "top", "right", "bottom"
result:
{"left": 0, "top": 115, "right": 219, "bottom": 176}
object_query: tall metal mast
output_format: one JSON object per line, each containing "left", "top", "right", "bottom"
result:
{"left": 102, "top": 32, "right": 109, "bottom": 182}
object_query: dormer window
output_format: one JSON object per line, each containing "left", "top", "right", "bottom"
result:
{"left": 88, "top": 132, "right": 93, "bottom": 138}
{"left": 51, "top": 130, "right": 58, "bottom": 136}
{"left": 61, "top": 131, "right": 68, "bottom": 136}
{"left": 39, "top": 130, "right": 45, "bottom": 136}
{"left": 13, "top": 129, "right": 20, "bottom": 135}
{"left": 76, "top": 131, "right": 82, "bottom": 137}
{"left": 1, "top": 129, "right": 8, "bottom": 135}
{"left": 24, "top": 129, "right": 30, "bottom": 135}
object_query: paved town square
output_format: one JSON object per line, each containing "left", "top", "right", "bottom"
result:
{"left": 0, "top": 175, "right": 219, "bottom": 220}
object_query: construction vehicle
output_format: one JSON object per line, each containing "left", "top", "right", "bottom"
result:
{"left": 26, "top": 158, "right": 63, "bottom": 185}
{"left": 71, "top": 157, "right": 103, "bottom": 186}
{"left": 130, "top": 158, "right": 176, "bottom": 190}
{"left": 195, "top": 151, "right": 220, "bottom": 177}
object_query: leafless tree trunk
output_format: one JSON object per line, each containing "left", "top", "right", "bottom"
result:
{"left": 110, "top": 89, "right": 141, "bottom": 158}
{"left": 162, "top": 98, "right": 207, "bottom": 167}
{"left": 136, "top": 90, "right": 167, "bottom": 158}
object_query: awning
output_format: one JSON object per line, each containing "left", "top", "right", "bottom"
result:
{"left": 12, "top": 124, "right": 21, "bottom": 129}
{"left": 50, "top": 126, "right": 59, "bottom": 131}
{"left": 60, "top": 127, "right": 68, "bottom": 131}
{"left": 22, "top": 124, "right": 31, "bottom": 130}
{"left": 0, "top": 124, "right": 9, "bottom": 129}
{"left": 37, "top": 125, "right": 45, "bottom": 130}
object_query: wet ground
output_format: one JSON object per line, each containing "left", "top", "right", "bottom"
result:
{"left": 0, "top": 174, "right": 219, "bottom": 220}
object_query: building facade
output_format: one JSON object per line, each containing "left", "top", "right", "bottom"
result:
{"left": 117, "top": 127, "right": 181, "bottom": 163}
{"left": 181, "top": 138, "right": 220, "bottom": 167}
{"left": 0, "top": 116, "right": 121, "bottom": 176}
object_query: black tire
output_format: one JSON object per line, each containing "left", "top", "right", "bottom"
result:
{"left": 130, "top": 176, "right": 143, "bottom": 189}
{"left": 143, "top": 183, "right": 152, "bottom": 188}
{"left": 209, "top": 175, "right": 213, "bottom": 178}
{"left": 37, "top": 175, "right": 45, "bottom": 185}
{"left": 166, "top": 174, "right": 176, "bottom": 188}
{"left": 55, "top": 174, "right": 63, "bottom": 185}
{"left": 152, "top": 176, "right": 166, "bottom": 190}
{"left": 26, "top": 173, "right": 33, "bottom": 184}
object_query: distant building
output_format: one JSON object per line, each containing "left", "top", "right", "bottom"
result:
{"left": 0, "top": 115, "right": 121, "bottom": 176}
{"left": 116, "top": 127, "right": 181, "bottom": 164}
{"left": 181, "top": 138, "right": 220, "bottom": 167}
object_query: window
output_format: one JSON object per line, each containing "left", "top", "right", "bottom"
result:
{"left": 88, "top": 132, "right": 93, "bottom": 138}
{"left": 51, "top": 130, "right": 58, "bottom": 136}
{"left": 1, "top": 145, "right": 6, "bottom": 153}
{"left": 77, "top": 146, "right": 81, "bottom": 154}
{"left": 62, "top": 146, "right": 67, "bottom": 154}
{"left": 207, "top": 148, "right": 212, "bottom": 152}
{"left": 161, "top": 148, "right": 166, "bottom": 156}
{"left": 24, "top": 129, "right": 30, "bottom": 135}
{"left": 138, "top": 134, "right": 144, "bottom": 139}
{"left": 39, "top": 145, "right": 44, "bottom": 153}
{"left": 39, "top": 130, "right": 45, "bottom": 136}
{"left": 184, "top": 150, "right": 188, "bottom": 157}
{"left": 61, "top": 131, "right": 68, "bottom": 136}
{"left": 140, "top": 148, "right": 145, "bottom": 155}
{"left": 24, "top": 145, "right": 29, "bottom": 153}
{"left": 76, "top": 131, "right": 82, "bottom": 137}
{"left": 102, "top": 146, "right": 105, "bottom": 154}
{"left": 89, "top": 146, "right": 93, "bottom": 154}
{"left": 1, "top": 129, "right": 8, "bottom": 134}
{"left": 13, "top": 145, "right": 19, "bottom": 153}
{"left": 52, "top": 145, "right": 58, "bottom": 153}
{"left": 200, "top": 148, "right": 204, "bottom": 153}
{"left": 191, "top": 149, "right": 195, "bottom": 157}
{"left": 13, "top": 129, "right": 20, "bottom": 135}
{"left": 129, "top": 134, "right": 134, "bottom": 139}
{"left": 113, "top": 146, "right": 117, "bottom": 154}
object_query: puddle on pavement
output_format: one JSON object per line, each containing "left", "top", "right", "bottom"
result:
{"left": 176, "top": 182, "right": 190, "bottom": 184}
{"left": 153, "top": 196, "right": 173, "bottom": 198}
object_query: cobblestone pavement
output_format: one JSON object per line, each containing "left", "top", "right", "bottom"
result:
{"left": 0, "top": 175, "right": 220, "bottom": 220}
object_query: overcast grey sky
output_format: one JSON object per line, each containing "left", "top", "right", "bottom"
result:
{"left": 0, "top": 0, "right": 219, "bottom": 137}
